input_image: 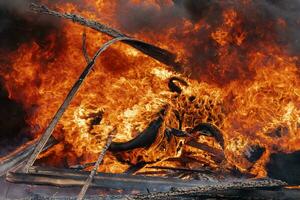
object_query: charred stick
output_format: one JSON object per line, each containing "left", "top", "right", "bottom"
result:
{"left": 82, "top": 30, "right": 91, "bottom": 63}
{"left": 165, "top": 127, "right": 191, "bottom": 138}
{"left": 125, "top": 162, "right": 147, "bottom": 174}
{"left": 173, "top": 110, "right": 183, "bottom": 130}
{"left": 168, "top": 77, "right": 188, "bottom": 94}
{"left": 77, "top": 129, "right": 116, "bottom": 200}
{"left": 186, "top": 140, "right": 225, "bottom": 163}
{"left": 147, "top": 166, "right": 213, "bottom": 174}
{"left": 109, "top": 117, "right": 163, "bottom": 152}
{"left": 135, "top": 171, "right": 168, "bottom": 176}
{"left": 191, "top": 123, "right": 225, "bottom": 149}
{"left": 22, "top": 37, "right": 137, "bottom": 173}
{"left": 165, "top": 156, "right": 209, "bottom": 164}
{"left": 0, "top": 136, "right": 58, "bottom": 175}
{"left": 132, "top": 178, "right": 287, "bottom": 199}
{"left": 109, "top": 107, "right": 167, "bottom": 152}
{"left": 7, "top": 167, "right": 286, "bottom": 196}
{"left": 244, "top": 145, "right": 266, "bottom": 163}
{"left": 7, "top": 166, "right": 210, "bottom": 191}
{"left": 30, "top": 3, "right": 181, "bottom": 70}
{"left": 186, "top": 141, "right": 223, "bottom": 156}
{"left": 69, "top": 162, "right": 96, "bottom": 170}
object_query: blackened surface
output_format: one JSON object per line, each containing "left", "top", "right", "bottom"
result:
{"left": 115, "top": 0, "right": 300, "bottom": 85}
{"left": 267, "top": 151, "right": 300, "bottom": 185}
{"left": 0, "top": 0, "right": 61, "bottom": 155}
{"left": 244, "top": 145, "right": 265, "bottom": 163}
{"left": 0, "top": 82, "right": 29, "bottom": 156}
{"left": 0, "top": 0, "right": 60, "bottom": 52}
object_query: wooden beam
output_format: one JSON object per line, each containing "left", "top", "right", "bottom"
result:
{"left": 186, "top": 140, "right": 225, "bottom": 163}
{"left": 7, "top": 166, "right": 214, "bottom": 192}
{"left": 132, "top": 178, "right": 287, "bottom": 199}
{"left": 6, "top": 166, "right": 286, "bottom": 195}
{"left": 146, "top": 166, "right": 213, "bottom": 174}
{"left": 77, "top": 131, "right": 115, "bottom": 200}
{"left": 0, "top": 136, "right": 57, "bottom": 176}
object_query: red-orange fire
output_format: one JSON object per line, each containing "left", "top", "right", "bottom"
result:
{"left": 0, "top": 0, "right": 299, "bottom": 177}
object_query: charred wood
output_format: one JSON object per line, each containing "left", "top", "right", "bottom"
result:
{"left": 78, "top": 130, "right": 115, "bottom": 200}
{"left": 147, "top": 166, "right": 213, "bottom": 174}
{"left": 186, "top": 140, "right": 225, "bottom": 163}
{"left": 135, "top": 170, "right": 169, "bottom": 176}
{"left": 165, "top": 128, "right": 190, "bottom": 138}
{"left": 173, "top": 110, "right": 183, "bottom": 130}
{"left": 0, "top": 136, "right": 57, "bottom": 176}
{"left": 69, "top": 162, "right": 95, "bottom": 170}
{"left": 7, "top": 166, "right": 212, "bottom": 191}
{"left": 190, "top": 123, "right": 224, "bottom": 148}
{"left": 109, "top": 117, "right": 163, "bottom": 152}
{"left": 125, "top": 162, "right": 147, "bottom": 174}
{"left": 132, "top": 178, "right": 287, "bottom": 200}
{"left": 244, "top": 144, "right": 265, "bottom": 163}
{"left": 168, "top": 77, "right": 188, "bottom": 94}
{"left": 267, "top": 125, "right": 289, "bottom": 138}
{"left": 6, "top": 166, "right": 286, "bottom": 195}
{"left": 165, "top": 156, "right": 213, "bottom": 166}
{"left": 109, "top": 108, "right": 167, "bottom": 152}
{"left": 1, "top": 179, "right": 299, "bottom": 199}
{"left": 82, "top": 30, "right": 91, "bottom": 64}
{"left": 30, "top": 3, "right": 182, "bottom": 70}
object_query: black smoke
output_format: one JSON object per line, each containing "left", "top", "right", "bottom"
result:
{"left": 0, "top": 0, "right": 61, "bottom": 51}
{"left": 114, "top": 0, "right": 300, "bottom": 85}
{"left": 0, "top": 0, "right": 62, "bottom": 152}
{"left": 264, "top": 0, "right": 300, "bottom": 54}
{"left": 0, "top": 81, "right": 29, "bottom": 156}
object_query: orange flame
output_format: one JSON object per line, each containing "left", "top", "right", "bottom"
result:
{"left": 0, "top": 0, "right": 299, "bottom": 177}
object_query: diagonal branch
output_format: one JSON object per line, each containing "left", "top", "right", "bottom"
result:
{"left": 82, "top": 29, "right": 91, "bottom": 63}
{"left": 22, "top": 37, "right": 138, "bottom": 173}
{"left": 30, "top": 3, "right": 182, "bottom": 70}
{"left": 77, "top": 128, "right": 116, "bottom": 200}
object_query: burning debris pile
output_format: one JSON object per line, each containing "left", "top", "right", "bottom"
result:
{"left": 0, "top": 0, "right": 300, "bottom": 198}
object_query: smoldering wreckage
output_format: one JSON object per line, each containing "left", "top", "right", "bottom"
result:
{"left": 0, "top": 0, "right": 300, "bottom": 199}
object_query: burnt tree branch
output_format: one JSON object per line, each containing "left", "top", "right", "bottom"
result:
{"left": 77, "top": 129, "right": 116, "bottom": 200}
{"left": 82, "top": 30, "right": 91, "bottom": 63}
{"left": 0, "top": 136, "right": 57, "bottom": 176}
{"left": 30, "top": 3, "right": 182, "bottom": 70}
{"left": 22, "top": 37, "right": 138, "bottom": 173}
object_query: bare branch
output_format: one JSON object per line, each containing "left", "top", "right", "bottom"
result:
{"left": 30, "top": 3, "right": 182, "bottom": 70}
{"left": 82, "top": 30, "right": 91, "bottom": 63}
{"left": 77, "top": 128, "right": 116, "bottom": 200}
{"left": 22, "top": 37, "right": 138, "bottom": 173}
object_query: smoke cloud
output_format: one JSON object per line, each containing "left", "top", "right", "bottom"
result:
{"left": 113, "top": 0, "right": 300, "bottom": 85}
{"left": 0, "top": 0, "right": 63, "bottom": 148}
{"left": 0, "top": 0, "right": 61, "bottom": 51}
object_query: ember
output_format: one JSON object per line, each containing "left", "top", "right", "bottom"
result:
{"left": 0, "top": 0, "right": 300, "bottom": 198}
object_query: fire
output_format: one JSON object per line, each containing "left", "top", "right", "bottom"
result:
{"left": 0, "top": 0, "right": 299, "bottom": 178}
